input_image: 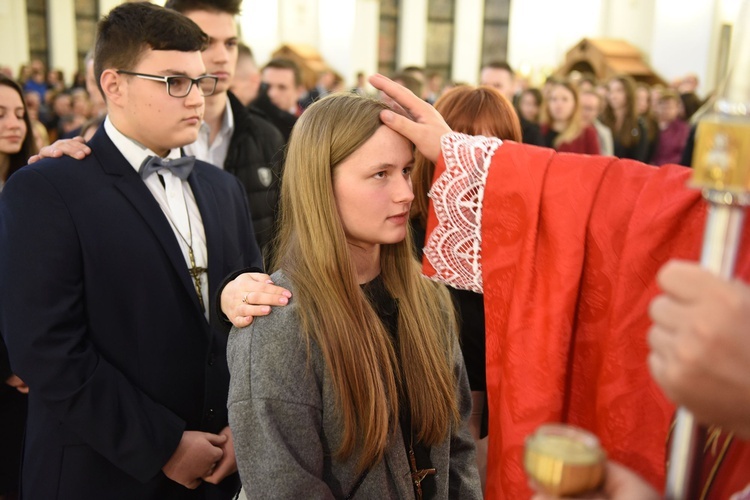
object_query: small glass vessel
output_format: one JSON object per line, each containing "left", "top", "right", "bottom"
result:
{"left": 524, "top": 423, "right": 606, "bottom": 497}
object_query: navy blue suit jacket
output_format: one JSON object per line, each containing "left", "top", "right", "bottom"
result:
{"left": 0, "top": 127, "right": 262, "bottom": 499}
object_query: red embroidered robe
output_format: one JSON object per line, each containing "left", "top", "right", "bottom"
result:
{"left": 422, "top": 133, "right": 750, "bottom": 499}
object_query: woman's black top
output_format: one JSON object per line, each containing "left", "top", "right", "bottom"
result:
{"left": 362, "top": 276, "right": 436, "bottom": 500}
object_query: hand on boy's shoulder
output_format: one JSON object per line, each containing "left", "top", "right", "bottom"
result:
{"left": 28, "top": 136, "right": 91, "bottom": 164}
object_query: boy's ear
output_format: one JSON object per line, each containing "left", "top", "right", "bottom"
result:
{"left": 100, "top": 69, "right": 125, "bottom": 106}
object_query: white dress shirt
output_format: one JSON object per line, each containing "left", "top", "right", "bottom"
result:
{"left": 183, "top": 99, "right": 234, "bottom": 169}
{"left": 104, "top": 117, "right": 209, "bottom": 317}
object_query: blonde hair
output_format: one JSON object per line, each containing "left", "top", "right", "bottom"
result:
{"left": 540, "top": 80, "right": 585, "bottom": 148}
{"left": 274, "top": 93, "right": 459, "bottom": 472}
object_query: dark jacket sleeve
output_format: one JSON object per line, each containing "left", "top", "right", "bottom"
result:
{"left": 225, "top": 92, "right": 286, "bottom": 266}
{"left": 0, "top": 337, "right": 12, "bottom": 381}
{"left": 0, "top": 168, "right": 184, "bottom": 483}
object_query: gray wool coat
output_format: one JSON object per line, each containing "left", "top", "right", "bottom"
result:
{"left": 227, "top": 272, "right": 482, "bottom": 499}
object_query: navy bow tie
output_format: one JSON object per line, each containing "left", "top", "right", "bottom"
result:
{"left": 139, "top": 155, "right": 196, "bottom": 181}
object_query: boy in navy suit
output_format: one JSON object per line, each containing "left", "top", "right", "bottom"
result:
{"left": 0, "top": 3, "right": 261, "bottom": 498}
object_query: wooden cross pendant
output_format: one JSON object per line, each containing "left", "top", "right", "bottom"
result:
{"left": 187, "top": 246, "right": 207, "bottom": 313}
{"left": 408, "top": 446, "right": 435, "bottom": 500}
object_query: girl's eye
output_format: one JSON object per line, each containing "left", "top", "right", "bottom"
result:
{"left": 403, "top": 167, "right": 413, "bottom": 176}
{"left": 374, "top": 171, "right": 386, "bottom": 179}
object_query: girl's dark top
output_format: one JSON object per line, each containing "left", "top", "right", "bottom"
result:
{"left": 411, "top": 221, "right": 488, "bottom": 437}
{"left": 612, "top": 118, "right": 650, "bottom": 161}
{"left": 362, "top": 276, "right": 436, "bottom": 500}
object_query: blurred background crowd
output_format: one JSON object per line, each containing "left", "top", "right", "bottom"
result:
{"left": 0, "top": 54, "right": 708, "bottom": 167}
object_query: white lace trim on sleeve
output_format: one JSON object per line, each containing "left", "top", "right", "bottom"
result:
{"left": 423, "top": 132, "right": 502, "bottom": 293}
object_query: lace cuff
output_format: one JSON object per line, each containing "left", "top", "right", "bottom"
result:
{"left": 423, "top": 133, "right": 502, "bottom": 293}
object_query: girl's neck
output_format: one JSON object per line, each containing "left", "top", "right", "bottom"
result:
{"left": 614, "top": 107, "right": 626, "bottom": 127}
{"left": 349, "top": 243, "right": 381, "bottom": 284}
{"left": 204, "top": 93, "right": 227, "bottom": 145}
{"left": 551, "top": 119, "right": 568, "bottom": 132}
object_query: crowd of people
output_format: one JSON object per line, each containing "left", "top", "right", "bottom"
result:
{"left": 1, "top": 1, "right": 746, "bottom": 500}
{"left": 2, "top": 36, "right": 706, "bottom": 171}
{"left": 470, "top": 61, "right": 704, "bottom": 165}
{"left": 0, "top": 55, "right": 104, "bottom": 151}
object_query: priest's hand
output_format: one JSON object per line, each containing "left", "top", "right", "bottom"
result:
{"left": 221, "top": 272, "right": 291, "bottom": 328}
{"left": 368, "top": 73, "right": 450, "bottom": 163}
{"left": 648, "top": 260, "right": 750, "bottom": 439}
{"left": 28, "top": 136, "right": 90, "bottom": 164}
{"left": 530, "top": 461, "right": 659, "bottom": 500}
{"left": 162, "top": 431, "right": 226, "bottom": 489}
{"left": 202, "top": 426, "right": 237, "bottom": 484}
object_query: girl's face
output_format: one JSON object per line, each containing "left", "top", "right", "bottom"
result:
{"left": 518, "top": 92, "right": 539, "bottom": 123}
{"left": 333, "top": 126, "right": 414, "bottom": 253}
{"left": 0, "top": 85, "right": 27, "bottom": 156}
{"left": 548, "top": 85, "right": 576, "bottom": 123}
{"left": 607, "top": 80, "right": 627, "bottom": 111}
{"left": 657, "top": 98, "right": 680, "bottom": 124}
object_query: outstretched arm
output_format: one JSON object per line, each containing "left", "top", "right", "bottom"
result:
{"left": 28, "top": 136, "right": 91, "bottom": 163}
{"left": 31, "top": 139, "right": 293, "bottom": 330}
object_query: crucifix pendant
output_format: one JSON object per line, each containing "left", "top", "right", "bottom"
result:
{"left": 187, "top": 246, "right": 207, "bottom": 312}
{"left": 408, "top": 446, "right": 435, "bottom": 500}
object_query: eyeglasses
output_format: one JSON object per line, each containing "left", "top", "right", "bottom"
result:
{"left": 116, "top": 70, "right": 218, "bottom": 98}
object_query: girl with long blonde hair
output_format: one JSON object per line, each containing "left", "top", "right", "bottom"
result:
{"left": 539, "top": 80, "right": 600, "bottom": 155}
{"left": 601, "top": 74, "right": 649, "bottom": 161}
{"left": 227, "top": 93, "right": 481, "bottom": 499}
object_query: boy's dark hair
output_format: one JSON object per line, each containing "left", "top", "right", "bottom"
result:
{"left": 164, "top": 0, "right": 242, "bottom": 15}
{"left": 237, "top": 43, "right": 255, "bottom": 62}
{"left": 401, "top": 65, "right": 424, "bottom": 75}
{"left": 390, "top": 72, "right": 423, "bottom": 97}
{"left": 483, "top": 61, "right": 514, "bottom": 75}
{"left": 262, "top": 58, "right": 302, "bottom": 86}
{"left": 94, "top": 2, "right": 208, "bottom": 97}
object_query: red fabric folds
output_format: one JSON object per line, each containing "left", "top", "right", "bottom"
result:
{"left": 424, "top": 141, "right": 750, "bottom": 498}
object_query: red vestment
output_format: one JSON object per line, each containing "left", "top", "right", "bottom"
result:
{"left": 422, "top": 134, "right": 750, "bottom": 499}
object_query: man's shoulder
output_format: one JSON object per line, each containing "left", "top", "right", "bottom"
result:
{"left": 1, "top": 155, "right": 107, "bottom": 211}
{"left": 15, "top": 152, "right": 103, "bottom": 184}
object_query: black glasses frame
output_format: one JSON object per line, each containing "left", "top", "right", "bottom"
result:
{"left": 116, "top": 70, "right": 218, "bottom": 97}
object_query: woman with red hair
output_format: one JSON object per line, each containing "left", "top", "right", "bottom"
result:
{"left": 411, "top": 84, "right": 521, "bottom": 492}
